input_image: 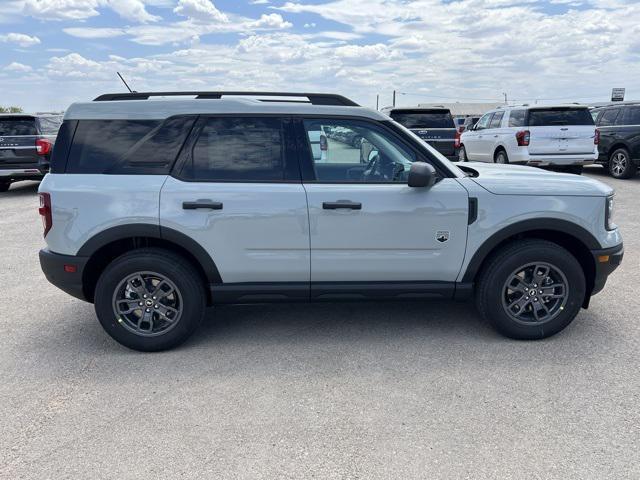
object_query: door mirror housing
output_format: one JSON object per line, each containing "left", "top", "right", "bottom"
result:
{"left": 408, "top": 162, "right": 437, "bottom": 188}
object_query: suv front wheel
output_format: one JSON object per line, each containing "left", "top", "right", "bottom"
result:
{"left": 476, "top": 239, "right": 585, "bottom": 339}
{"left": 94, "top": 248, "right": 205, "bottom": 351}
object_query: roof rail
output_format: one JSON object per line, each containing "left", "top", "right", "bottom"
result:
{"left": 93, "top": 91, "right": 360, "bottom": 106}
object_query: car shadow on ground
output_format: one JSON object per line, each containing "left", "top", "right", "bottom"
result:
{"left": 0, "top": 181, "right": 40, "bottom": 197}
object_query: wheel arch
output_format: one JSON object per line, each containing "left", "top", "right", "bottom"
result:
{"left": 462, "top": 219, "right": 599, "bottom": 305}
{"left": 78, "top": 224, "right": 221, "bottom": 304}
{"left": 608, "top": 142, "right": 630, "bottom": 158}
{"left": 493, "top": 145, "right": 507, "bottom": 161}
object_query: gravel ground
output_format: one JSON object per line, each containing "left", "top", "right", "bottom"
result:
{"left": 1, "top": 167, "right": 638, "bottom": 479}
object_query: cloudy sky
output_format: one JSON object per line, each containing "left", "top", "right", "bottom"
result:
{"left": 0, "top": 0, "right": 638, "bottom": 111}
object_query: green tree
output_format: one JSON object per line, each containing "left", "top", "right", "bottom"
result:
{"left": 0, "top": 106, "right": 23, "bottom": 113}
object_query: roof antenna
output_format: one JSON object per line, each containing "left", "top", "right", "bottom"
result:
{"left": 116, "top": 72, "right": 135, "bottom": 93}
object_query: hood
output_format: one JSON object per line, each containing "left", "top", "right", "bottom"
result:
{"left": 461, "top": 163, "right": 613, "bottom": 197}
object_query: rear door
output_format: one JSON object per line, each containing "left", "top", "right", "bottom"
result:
{"left": 160, "top": 116, "right": 310, "bottom": 288}
{"left": 464, "top": 112, "right": 493, "bottom": 161}
{"left": 595, "top": 108, "right": 622, "bottom": 159}
{"left": 526, "top": 107, "right": 596, "bottom": 155}
{"left": 0, "top": 116, "right": 40, "bottom": 170}
{"left": 389, "top": 109, "right": 457, "bottom": 157}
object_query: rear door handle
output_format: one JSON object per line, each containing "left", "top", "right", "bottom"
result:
{"left": 323, "top": 200, "right": 362, "bottom": 210}
{"left": 182, "top": 199, "right": 223, "bottom": 210}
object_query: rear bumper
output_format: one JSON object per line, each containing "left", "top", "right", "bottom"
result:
{"left": 510, "top": 151, "right": 598, "bottom": 166}
{"left": 39, "top": 248, "right": 90, "bottom": 302}
{"left": 0, "top": 167, "right": 47, "bottom": 179}
{"left": 591, "top": 243, "right": 623, "bottom": 296}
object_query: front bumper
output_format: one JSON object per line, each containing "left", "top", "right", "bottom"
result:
{"left": 591, "top": 243, "right": 623, "bottom": 296}
{"left": 39, "top": 248, "right": 90, "bottom": 302}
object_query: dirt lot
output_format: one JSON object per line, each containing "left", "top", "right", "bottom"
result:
{"left": 1, "top": 167, "right": 638, "bottom": 479}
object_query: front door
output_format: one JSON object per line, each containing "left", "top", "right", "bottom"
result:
{"left": 298, "top": 118, "right": 469, "bottom": 294}
{"left": 464, "top": 112, "right": 493, "bottom": 161}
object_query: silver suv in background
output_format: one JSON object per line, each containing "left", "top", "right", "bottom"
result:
{"left": 459, "top": 105, "right": 598, "bottom": 174}
{"left": 38, "top": 92, "right": 622, "bottom": 351}
{"left": 0, "top": 113, "right": 62, "bottom": 191}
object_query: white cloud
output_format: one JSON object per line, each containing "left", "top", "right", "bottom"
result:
{"left": 63, "top": 27, "right": 126, "bottom": 39}
{"left": 250, "top": 0, "right": 270, "bottom": 4}
{"left": 21, "top": 0, "right": 159, "bottom": 23}
{"left": 248, "top": 13, "right": 292, "bottom": 29}
{"left": 0, "top": 32, "right": 41, "bottom": 47}
{"left": 173, "top": 0, "right": 229, "bottom": 23}
{"left": 5, "top": 62, "right": 33, "bottom": 72}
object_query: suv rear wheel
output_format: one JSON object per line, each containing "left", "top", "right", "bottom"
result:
{"left": 494, "top": 150, "right": 509, "bottom": 164}
{"left": 94, "top": 248, "right": 205, "bottom": 351}
{"left": 476, "top": 239, "right": 585, "bottom": 339}
{"left": 609, "top": 148, "right": 636, "bottom": 179}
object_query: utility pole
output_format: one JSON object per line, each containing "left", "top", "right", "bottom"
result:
{"left": 392, "top": 90, "right": 396, "bottom": 107}
{"left": 503, "top": 92, "right": 508, "bottom": 104}
{"left": 376, "top": 94, "right": 379, "bottom": 110}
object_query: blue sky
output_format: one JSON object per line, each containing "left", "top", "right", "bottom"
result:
{"left": 0, "top": 0, "right": 639, "bottom": 111}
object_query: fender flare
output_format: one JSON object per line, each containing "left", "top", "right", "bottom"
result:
{"left": 77, "top": 223, "right": 222, "bottom": 283}
{"left": 461, "top": 218, "right": 600, "bottom": 283}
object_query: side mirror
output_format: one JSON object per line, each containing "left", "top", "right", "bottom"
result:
{"left": 408, "top": 162, "right": 436, "bottom": 188}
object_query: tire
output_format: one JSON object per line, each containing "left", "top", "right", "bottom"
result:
{"left": 458, "top": 145, "right": 468, "bottom": 162}
{"left": 0, "top": 181, "right": 11, "bottom": 192}
{"left": 609, "top": 148, "right": 636, "bottom": 179}
{"left": 94, "top": 248, "right": 205, "bottom": 351}
{"left": 494, "top": 149, "right": 509, "bottom": 164}
{"left": 475, "top": 239, "right": 585, "bottom": 340}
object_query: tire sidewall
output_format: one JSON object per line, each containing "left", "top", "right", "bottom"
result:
{"left": 495, "top": 150, "right": 508, "bottom": 164}
{"left": 459, "top": 146, "right": 467, "bottom": 162}
{"left": 480, "top": 244, "right": 585, "bottom": 339}
{"left": 94, "top": 252, "right": 204, "bottom": 351}
{"left": 609, "top": 148, "right": 633, "bottom": 178}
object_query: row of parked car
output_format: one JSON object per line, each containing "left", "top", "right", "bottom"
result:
{"left": 383, "top": 102, "right": 640, "bottom": 179}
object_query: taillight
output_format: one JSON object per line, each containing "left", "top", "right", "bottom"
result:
{"left": 454, "top": 130, "right": 461, "bottom": 148}
{"left": 36, "top": 138, "right": 52, "bottom": 156}
{"left": 320, "top": 134, "right": 328, "bottom": 151}
{"left": 516, "top": 130, "right": 530, "bottom": 147}
{"left": 594, "top": 129, "right": 600, "bottom": 145}
{"left": 39, "top": 192, "right": 52, "bottom": 237}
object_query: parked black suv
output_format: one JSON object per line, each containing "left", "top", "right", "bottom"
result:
{"left": 382, "top": 107, "right": 458, "bottom": 161}
{"left": 0, "top": 114, "right": 62, "bottom": 191}
{"left": 592, "top": 103, "right": 640, "bottom": 179}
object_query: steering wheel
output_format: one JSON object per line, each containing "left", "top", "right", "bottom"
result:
{"left": 363, "top": 153, "right": 381, "bottom": 181}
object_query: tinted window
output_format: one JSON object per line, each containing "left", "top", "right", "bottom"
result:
{"left": 489, "top": 111, "right": 504, "bottom": 128}
{"left": 67, "top": 119, "right": 193, "bottom": 174}
{"left": 390, "top": 110, "right": 455, "bottom": 129}
{"left": 508, "top": 110, "right": 526, "bottom": 127}
{"left": 184, "top": 117, "right": 285, "bottom": 182}
{"left": 37, "top": 116, "right": 63, "bottom": 136}
{"left": 528, "top": 108, "right": 594, "bottom": 126}
{"left": 475, "top": 113, "right": 493, "bottom": 130}
{"left": 598, "top": 109, "right": 620, "bottom": 127}
{"left": 0, "top": 117, "right": 37, "bottom": 136}
{"left": 304, "top": 119, "right": 417, "bottom": 183}
{"left": 624, "top": 107, "right": 640, "bottom": 125}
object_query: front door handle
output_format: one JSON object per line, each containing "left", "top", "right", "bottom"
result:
{"left": 182, "top": 199, "right": 223, "bottom": 210}
{"left": 323, "top": 200, "right": 362, "bottom": 210}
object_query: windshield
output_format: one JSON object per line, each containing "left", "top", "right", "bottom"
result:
{"left": 528, "top": 108, "right": 594, "bottom": 126}
{"left": 390, "top": 110, "right": 455, "bottom": 129}
{"left": 390, "top": 120, "right": 465, "bottom": 178}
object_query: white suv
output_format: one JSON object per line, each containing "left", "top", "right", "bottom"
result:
{"left": 459, "top": 105, "right": 599, "bottom": 174}
{"left": 38, "top": 92, "right": 622, "bottom": 351}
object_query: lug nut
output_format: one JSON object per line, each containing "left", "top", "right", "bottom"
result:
{"left": 145, "top": 308, "right": 151, "bottom": 312}
{"left": 138, "top": 302, "right": 143, "bottom": 306}
{"left": 152, "top": 296, "right": 156, "bottom": 300}
{"left": 154, "top": 304, "right": 159, "bottom": 309}
{"left": 534, "top": 297, "right": 538, "bottom": 302}
{"left": 143, "top": 294, "right": 147, "bottom": 299}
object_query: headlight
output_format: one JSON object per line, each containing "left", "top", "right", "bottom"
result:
{"left": 605, "top": 195, "right": 616, "bottom": 231}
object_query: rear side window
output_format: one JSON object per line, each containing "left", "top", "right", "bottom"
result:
{"left": 489, "top": 111, "right": 504, "bottom": 128}
{"left": 182, "top": 117, "right": 285, "bottom": 182}
{"left": 66, "top": 117, "right": 193, "bottom": 174}
{"left": 508, "top": 110, "right": 525, "bottom": 127}
{"left": 0, "top": 117, "right": 37, "bottom": 136}
{"left": 390, "top": 110, "right": 455, "bottom": 129}
{"left": 527, "top": 108, "right": 594, "bottom": 126}
{"left": 597, "top": 109, "right": 620, "bottom": 127}
{"left": 623, "top": 107, "right": 640, "bottom": 125}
